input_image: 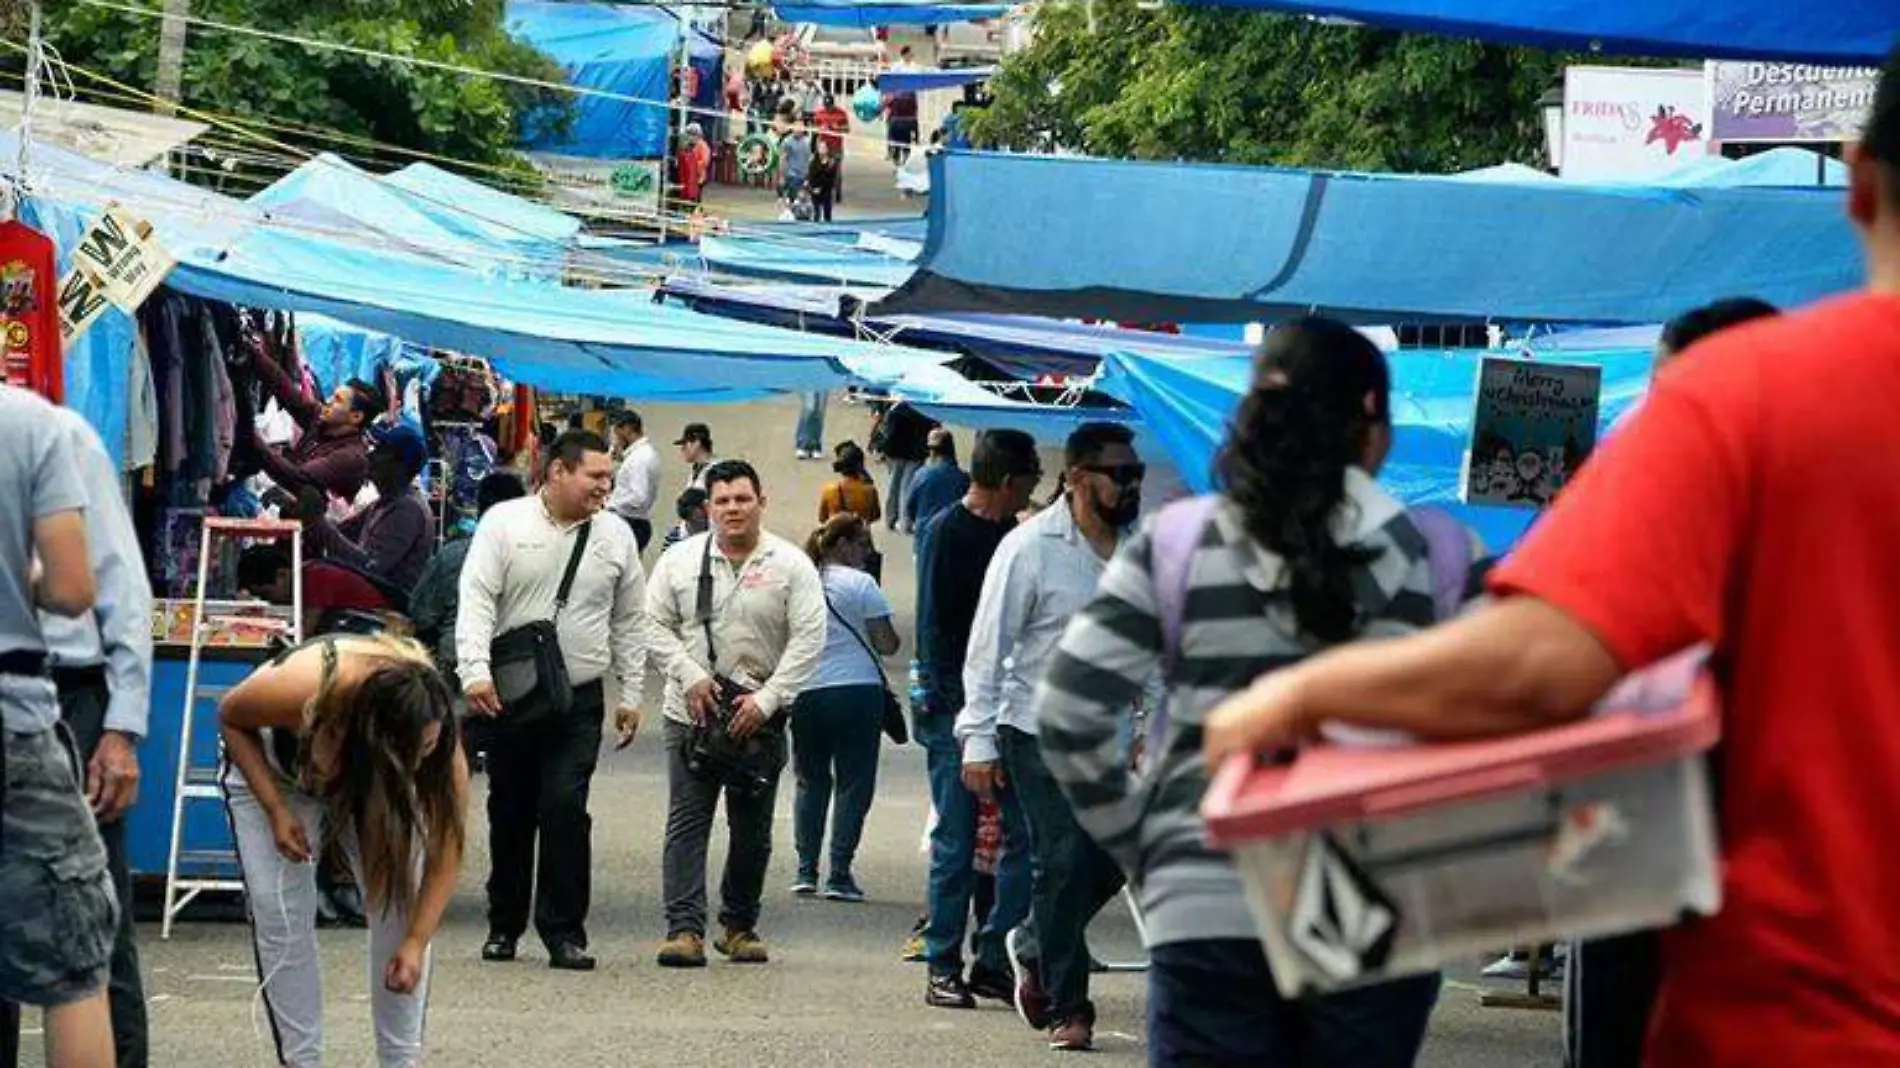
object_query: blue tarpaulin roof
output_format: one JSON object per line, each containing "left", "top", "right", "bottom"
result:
{"left": 1162, "top": 0, "right": 1896, "bottom": 64}
{"left": 384, "top": 162, "right": 584, "bottom": 250}
{"left": 878, "top": 151, "right": 1860, "bottom": 325}
{"left": 696, "top": 233, "right": 918, "bottom": 288}
{"left": 507, "top": 0, "right": 717, "bottom": 160}
{"left": 774, "top": 1, "right": 1010, "bottom": 28}
{"left": 661, "top": 275, "right": 1251, "bottom": 378}
{"left": 876, "top": 66, "right": 996, "bottom": 94}
{"left": 12, "top": 135, "right": 949, "bottom": 449}
{"left": 1097, "top": 345, "right": 1657, "bottom": 551}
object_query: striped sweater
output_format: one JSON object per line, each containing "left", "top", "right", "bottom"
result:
{"left": 1034, "top": 469, "right": 1437, "bottom": 946}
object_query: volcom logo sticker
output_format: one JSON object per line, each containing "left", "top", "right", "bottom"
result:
{"left": 1289, "top": 833, "right": 1400, "bottom": 982}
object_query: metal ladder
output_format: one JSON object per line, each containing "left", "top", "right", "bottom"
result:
{"left": 160, "top": 516, "right": 303, "bottom": 940}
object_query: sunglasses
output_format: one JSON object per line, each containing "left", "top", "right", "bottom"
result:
{"left": 1080, "top": 463, "right": 1147, "bottom": 487}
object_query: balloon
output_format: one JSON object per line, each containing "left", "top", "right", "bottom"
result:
{"left": 851, "top": 84, "right": 882, "bottom": 122}
{"left": 746, "top": 42, "right": 776, "bottom": 78}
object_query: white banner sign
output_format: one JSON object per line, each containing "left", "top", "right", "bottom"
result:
{"left": 72, "top": 207, "right": 174, "bottom": 313}
{"left": 1561, "top": 66, "right": 1712, "bottom": 182}
{"left": 56, "top": 266, "right": 112, "bottom": 345}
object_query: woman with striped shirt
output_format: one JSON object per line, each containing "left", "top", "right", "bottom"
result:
{"left": 1035, "top": 318, "right": 1442, "bottom": 1067}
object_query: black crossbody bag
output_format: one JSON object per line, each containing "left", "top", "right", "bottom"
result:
{"left": 685, "top": 535, "right": 787, "bottom": 795}
{"left": 823, "top": 595, "right": 909, "bottom": 745}
{"left": 489, "top": 519, "right": 591, "bottom": 731}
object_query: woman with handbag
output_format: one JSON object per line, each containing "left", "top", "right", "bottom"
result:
{"left": 218, "top": 633, "right": 469, "bottom": 1068}
{"left": 789, "top": 513, "right": 902, "bottom": 902}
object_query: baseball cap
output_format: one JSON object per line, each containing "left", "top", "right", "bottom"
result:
{"left": 674, "top": 422, "right": 713, "bottom": 448}
{"left": 369, "top": 420, "right": 428, "bottom": 470}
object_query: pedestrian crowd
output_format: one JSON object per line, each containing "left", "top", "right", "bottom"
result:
{"left": 4, "top": 52, "right": 1900, "bottom": 1068}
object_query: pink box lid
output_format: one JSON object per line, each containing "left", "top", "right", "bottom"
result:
{"left": 1202, "top": 662, "right": 1720, "bottom": 848}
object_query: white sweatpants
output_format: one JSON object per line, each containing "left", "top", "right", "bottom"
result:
{"left": 224, "top": 774, "right": 432, "bottom": 1067}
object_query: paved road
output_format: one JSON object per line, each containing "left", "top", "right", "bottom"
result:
{"left": 27, "top": 397, "right": 1564, "bottom": 1066}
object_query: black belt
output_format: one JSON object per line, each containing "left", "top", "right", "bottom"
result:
{"left": 0, "top": 650, "right": 47, "bottom": 678}
{"left": 52, "top": 664, "right": 108, "bottom": 692}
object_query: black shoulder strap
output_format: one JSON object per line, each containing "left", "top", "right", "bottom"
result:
{"left": 823, "top": 586, "right": 889, "bottom": 685}
{"left": 696, "top": 533, "right": 719, "bottom": 673}
{"left": 554, "top": 519, "right": 591, "bottom": 616}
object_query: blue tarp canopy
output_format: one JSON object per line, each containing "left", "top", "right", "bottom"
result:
{"left": 885, "top": 362, "right": 1137, "bottom": 445}
{"left": 774, "top": 1, "right": 1010, "bottom": 28}
{"left": 878, "top": 151, "right": 1860, "bottom": 324}
{"left": 13, "top": 135, "right": 949, "bottom": 449}
{"left": 662, "top": 275, "right": 1251, "bottom": 378}
{"left": 696, "top": 233, "right": 918, "bottom": 288}
{"left": 876, "top": 66, "right": 997, "bottom": 94}
{"left": 1162, "top": 0, "right": 1896, "bottom": 64}
{"left": 1452, "top": 147, "right": 1848, "bottom": 189}
{"left": 508, "top": 0, "right": 718, "bottom": 160}
{"left": 384, "top": 162, "right": 584, "bottom": 250}
{"left": 1097, "top": 345, "right": 1656, "bottom": 551}
{"left": 250, "top": 153, "right": 513, "bottom": 271}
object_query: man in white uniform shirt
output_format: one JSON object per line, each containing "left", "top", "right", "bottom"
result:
{"left": 456, "top": 430, "right": 650, "bottom": 972}
{"left": 645, "top": 460, "right": 827, "bottom": 969}
{"left": 957, "top": 423, "right": 1148, "bottom": 1053}
{"left": 608, "top": 410, "right": 661, "bottom": 553}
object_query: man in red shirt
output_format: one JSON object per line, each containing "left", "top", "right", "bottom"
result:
{"left": 813, "top": 93, "right": 851, "bottom": 203}
{"left": 678, "top": 123, "right": 712, "bottom": 208}
{"left": 1204, "top": 49, "right": 1900, "bottom": 1068}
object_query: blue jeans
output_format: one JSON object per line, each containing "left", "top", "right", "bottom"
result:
{"left": 916, "top": 712, "right": 1030, "bottom": 976}
{"left": 1001, "top": 726, "right": 1124, "bottom": 1022}
{"left": 790, "top": 684, "right": 883, "bottom": 877}
{"left": 884, "top": 458, "right": 922, "bottom": 530}
{"left": 795, "top": 391, "right": 828, "bottom": 454}
{"left": 1148, "top": 939, "right": 1439, "bottom": 1068}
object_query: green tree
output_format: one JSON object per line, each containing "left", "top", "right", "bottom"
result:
{"left": 12, "top": 0, "right": 569, "bottom": 178}
{"left": 967, "top": 0, "right": 1566, "bottom": 173}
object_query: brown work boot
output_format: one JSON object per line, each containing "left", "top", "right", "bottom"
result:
{"left": 714, "top": 927, "right": 770, "bottom": 963}
{"left": 656, "top": 931, "right": 708, "bottom": 969}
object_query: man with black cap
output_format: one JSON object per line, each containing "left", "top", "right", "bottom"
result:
{"left": 297, "top": 421, "right": 435, "bottom": 630}
{"left": 1201, "top": 48, "right": 1900, "bottom": 1068}
{"left": 675, "top": 423, "right": 717, "bottom": 493}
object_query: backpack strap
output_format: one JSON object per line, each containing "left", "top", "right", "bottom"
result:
{"left": 1153, "top": 495, "right": 1222, "bottom": 673}
{"left": 1405, "top": 505, "right": 1475, "bottom": 622}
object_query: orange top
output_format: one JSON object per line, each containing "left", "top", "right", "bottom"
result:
{"left": 819, "top": 476, "right": 881, "bottom": 525}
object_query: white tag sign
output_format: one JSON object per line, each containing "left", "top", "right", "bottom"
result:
{"left": 57, "top": 264, "right": 112, "bottom": 345}
{"left": 72, "top": 207, "right": 174, "bottom": 313}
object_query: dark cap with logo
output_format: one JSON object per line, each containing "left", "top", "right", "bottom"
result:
{"left": 674, "top": 422, "right": 713, "bottom": 448}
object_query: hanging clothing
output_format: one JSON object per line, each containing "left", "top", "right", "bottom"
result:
{"left": 125, "top": 338, "right": 158, "bottom": 471}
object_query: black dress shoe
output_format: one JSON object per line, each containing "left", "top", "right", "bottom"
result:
{"left": 548, "top": 942, "right": 597, "bottom": 972}
{"left": 481, "top": 934, "right": 517, "bottom": 962}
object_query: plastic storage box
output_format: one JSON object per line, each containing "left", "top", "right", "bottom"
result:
{"left": 1201, "top": 653, "right": 1722, "bottom": 998}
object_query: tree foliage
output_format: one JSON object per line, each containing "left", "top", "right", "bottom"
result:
{"left": 13, "top": 0, "right": 568, "bottom": 172}
{"left": 967, "top": 1, "right": 1566, "bottom": 173}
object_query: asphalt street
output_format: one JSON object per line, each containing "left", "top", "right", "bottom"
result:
{"left": 21, "top": 392, "right": 1567, "bottom": 1067}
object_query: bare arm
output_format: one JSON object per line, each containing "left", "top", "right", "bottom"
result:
{"left": 403, "top": 746, "right": 470, "bottom": 948}
{"left": 1203, "top": 597, "right": 1626, "bottom": 761}
{"left": 218, "top": 642, "right": 330, "bottom": 815}
{"left": 33, "top": 511, "right": 96, "bottom": 617}
{"left": 866, "top": 615, "right": 900, "bottom": 657}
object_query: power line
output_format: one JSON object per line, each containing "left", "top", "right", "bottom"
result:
{"left": 72, "top": 0, "right": 906, "bottom": 156}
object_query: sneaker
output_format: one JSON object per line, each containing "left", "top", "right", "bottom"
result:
{"left": 1006, "top": 927, "right": 1053, "bottom": 1030}
{"left": 925, "top": 971, "right": 977, "bottom": 1010}
{"left": 1049, "top": 1016, "right": 1095, "bottom": 1052}
{"left": 714, "top": 927, "right": 770, "bottom": 964}
{"left": 657, "top": 931, "right": 708, "bottom": 969}
{"left": 822, "top": 873, "right": 866, "bottom": 903}
{"left": 967, "top": 963, "right": 1014, "bottom": 1003}
{"left": 901, "top": 916, "right": 928, "bottom": 962}
{"left": 1481, "top": 950, "right": 1560, "bottom": 981}
{"left": 790, "top": 866, "right": 820, "bottom": 896}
